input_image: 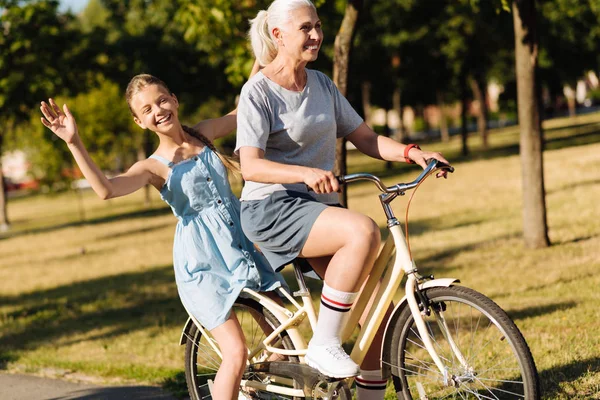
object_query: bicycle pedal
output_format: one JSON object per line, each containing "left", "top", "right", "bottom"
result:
{"left": 306, "top": 365, "right": 344, "bottom": 383}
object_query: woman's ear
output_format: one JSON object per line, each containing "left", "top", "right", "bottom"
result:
{"left": 273, "top": 27, "right": 283, "bottom": 45}
{"left": 172, "top": 93, "right": 179, "bottom": 108}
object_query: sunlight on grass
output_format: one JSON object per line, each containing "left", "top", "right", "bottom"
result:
{"left": 0, "top": 113, "right": 599, "bottom": 399}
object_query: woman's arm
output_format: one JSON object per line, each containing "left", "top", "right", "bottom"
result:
{"left": 40, "top": 99, "right": 153, "bottom": 200}
{"left": 239, "top": 147, "right": 340, "bottom": 194}
{"left": 346, "top": 122, "right": 450, "bottom": 175}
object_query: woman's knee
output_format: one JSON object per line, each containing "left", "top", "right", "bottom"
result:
{"left": 349, "top": 215, "right": 381, "bottom": 249}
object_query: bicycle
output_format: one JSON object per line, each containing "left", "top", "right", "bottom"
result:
{"left": 179, "top": 159, "right": 541, "bottom": 399}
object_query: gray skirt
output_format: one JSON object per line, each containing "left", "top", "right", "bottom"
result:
{"left": 240, "top": 190, "right": 330, "bottom": 272}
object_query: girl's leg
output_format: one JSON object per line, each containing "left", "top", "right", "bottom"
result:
{"left": 209, "top": 313, "right": 248, "bottom": 400}
{"left": 300, "top": 207, "right": 381, "bottom": 378}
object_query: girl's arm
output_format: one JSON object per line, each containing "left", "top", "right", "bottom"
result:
{"left": 193, "top": 60, "right": 263, "bottom": 142}
{"left": 192, "top": 110, "right": 237, "bottom": 142}
{"left": 40, "top": 99, "right": 153, "bottom": 200}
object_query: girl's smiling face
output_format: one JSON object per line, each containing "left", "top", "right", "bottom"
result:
{"left": 130, "top": 84, "right": 180, "bottom": 132}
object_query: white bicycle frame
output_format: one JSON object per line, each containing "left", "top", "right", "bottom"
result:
{"left": 180, "top": 161, "right": 469, "bottom": 396}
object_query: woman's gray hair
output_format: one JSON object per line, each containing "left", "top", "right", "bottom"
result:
{"left": 248, "top": 0, "right": 316, "bottom": 66}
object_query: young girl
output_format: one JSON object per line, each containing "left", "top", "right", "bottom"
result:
{"left": 40, "top": 71, "right": 285, "bottom": 400}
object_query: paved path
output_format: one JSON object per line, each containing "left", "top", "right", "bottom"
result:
{"left": 0, "top": 372, "right": 180, "bottom": 400}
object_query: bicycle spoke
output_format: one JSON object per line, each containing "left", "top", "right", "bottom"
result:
{"left": 475, "top": 354, "right": 522, "bottom": 378}
{"left": 407, "top": 326, "right": 454, "bottom": 365}
{"left": 394, "top": 287, "right": 536, "bottom": 400}
{"left": 472, "top": 377, "right": 526, "bottom": 398}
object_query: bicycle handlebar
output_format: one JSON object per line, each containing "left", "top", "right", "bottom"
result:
{"left": 338, "top": 159, "right": 454, "bottom": 194}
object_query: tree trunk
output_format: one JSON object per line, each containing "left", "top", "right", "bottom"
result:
{"left": 392, "top": 87, "right": 407, "bottom": 143}
{"left": 470, "top": 76, "right": 489, "bottom": 149}
{"left": 0, "top": 134, "right": 9, "bottom": 232}
{"left": 513, "top": 0, "right": 550, "bottom": 248}
{"left": 0, "top": 166, "right": 9, "bottom": 232}
{"left": 436, "top": 91, "right": 450, "bottom": 143}
{"left": 361, "top": 81, "right": 372, "bottom": 127}
{"left": 563, "top": 84, "right": 576, "bottom": 117}
{"left": 460, "top": 71, "right": 469, "bottom": 157}
{"left": 333, "top": 0, "right": 361, "bottom": 207}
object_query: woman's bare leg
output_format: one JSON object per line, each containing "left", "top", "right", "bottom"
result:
{"left": 300, "top": 207, "right": 380, "bottom": 292}
{"left": 301, "top": 207, "right": 380, "bottom": 377}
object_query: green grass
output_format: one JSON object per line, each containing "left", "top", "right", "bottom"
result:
{"left": 1, "top": 112, "right": 599, "bottom": 399}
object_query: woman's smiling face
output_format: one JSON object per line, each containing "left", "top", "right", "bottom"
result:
{"left": 276, "top": 5, "right": 323, "bottom": 64}
{"left": 130, "top": 84, "right": 180, "bottom": 132}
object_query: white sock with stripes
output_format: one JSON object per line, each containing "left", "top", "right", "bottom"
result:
{"left": 356, "top": 369, "right": 387, "bottom": 400}
{"left": 309, "top": 282, "right": 358, "bottom": 347}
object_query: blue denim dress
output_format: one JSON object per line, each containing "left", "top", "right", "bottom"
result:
{"left": 150, "top": 147, "right": 284, "bottom": 330}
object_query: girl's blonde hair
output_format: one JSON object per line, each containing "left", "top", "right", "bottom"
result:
{"left": 248, "top": 0, "right": 316, "bottom": 66}
{"left": 125, "top": 74, "right": 239, "bottom": 175}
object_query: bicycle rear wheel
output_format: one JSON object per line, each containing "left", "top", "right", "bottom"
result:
{"left": 183, "top": 297, "right": 299, "bottom": 400}
{"left": 389, "top": 286, "right": 539, "bottom": 399}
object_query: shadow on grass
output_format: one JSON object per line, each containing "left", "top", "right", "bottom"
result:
{"left": 454, "top": 125, "right": 600, "bottom": 163}
{"left": 543, "top": 121, "right": 600, "bottom": 133}
{"left": 513, "top": 271, "right": 599, "bottom": 295}
{"left": 43, "top": 246, "right": 120, "bottom": 264}
{"left": 417, "top": 232, "right": 522, "bottom": 272}
{"left": 94, "top": 223, "right": 173, "bottom": 242}
{"left": 0, "top": 352, "right": 17, "bottom": 370}
{"left": 547, "top": 178, "right": 600, "bottom": 195}
{"left": 506, "top": 301, "right": 578, "bottom": 322}
{"left": 0, "top": 265, "right": 187, "bottom": 361}
{"left": 345, "top": 122, "right": 600, "bottom": 206}
{"left": 560, "top": 234, "right": 599, "bottom": 244}
{"left": 161, "top": 370, "right": 189, "bottom": 399}
{"left": 0, "top": 206, "right": 172, "bottom": 242}
{"left": 539, "top": 356, "right": 600, "bottom": 399}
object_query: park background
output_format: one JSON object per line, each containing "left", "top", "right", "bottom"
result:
{"left": 1, "top": 0, "right": 599, "bottom": 399}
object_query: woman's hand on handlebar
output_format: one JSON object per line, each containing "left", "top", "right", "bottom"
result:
{"left": 408, "top": 148, "right": 451, "bottom": 178}
{"left": 303, "top": 168, "right": 340, "bottom": 194}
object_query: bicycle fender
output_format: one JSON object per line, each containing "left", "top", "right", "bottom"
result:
{"left": 179, "top": 317, "right": 195, "bottom": 346}
{"left": 380, "top": 278, "right": 459, "bottom": 379}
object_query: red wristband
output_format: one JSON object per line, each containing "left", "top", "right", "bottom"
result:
{"left": 404, "top": 144, "right": 421, "bottom": 164}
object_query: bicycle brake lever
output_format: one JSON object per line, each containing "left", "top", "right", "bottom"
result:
{"left": 425, "top": 159, "right": 455, "bottom": 174}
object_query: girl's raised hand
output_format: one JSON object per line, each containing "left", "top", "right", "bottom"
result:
{"left": 40, "top": 98, "right": 78, "bottom": 144}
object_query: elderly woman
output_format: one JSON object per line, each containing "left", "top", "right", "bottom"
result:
{"left": 235, "top": 0, "right": 449, "bottom": 396}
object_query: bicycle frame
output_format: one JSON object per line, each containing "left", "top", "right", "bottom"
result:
{"left": 180, "top": 160, "right": 468, "bottom": 395}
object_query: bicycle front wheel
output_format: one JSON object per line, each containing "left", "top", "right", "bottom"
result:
{"left": 183, "top": 297, "right": 299, "bottom": 400}
{"left": 390, "top": 286, "right": 540, "bottom": 399}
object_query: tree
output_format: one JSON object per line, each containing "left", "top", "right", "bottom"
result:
{"left": 173, "top": 0, "right": 273, "bottom": 87}
{"left": 332, "top": 0, "right": 362, "bottom": 207}
{"left": 512, "top": 0, "right": 550, "bottom": 248}
{"left": 537, "top": 0, "right": 600, "bottom": 117}
{"left": 0, "top": 0, "right": 86, "bottom": 230}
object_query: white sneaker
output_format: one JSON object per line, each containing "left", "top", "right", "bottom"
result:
{"left": 305, "top": 343, "right": 359, "bottom": 378}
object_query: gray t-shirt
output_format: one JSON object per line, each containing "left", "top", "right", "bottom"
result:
{"left": 235, "top": 69, "right": 364, "bottom": 204}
